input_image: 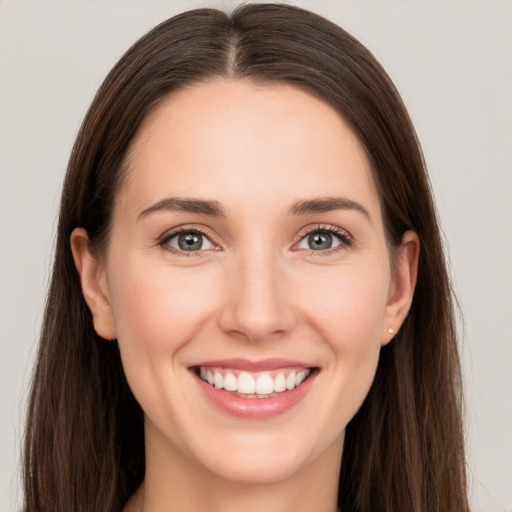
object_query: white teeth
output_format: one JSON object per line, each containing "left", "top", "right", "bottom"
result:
{"left": 214, "top": 371, "right": 224, "bottom": 389}
{"left": 295, "top": 370, "right": 307, "bottom": 386}
{"left": 224, "top": 372, "right": 238, "bottom": 391}
{"left": 238, "top": 372, "right": 256, "bottom": 394}
{"left": 286, "top": 372, "right": 296, "bottom": 390}
{"left": 273, "top": 373, "right": 286, "bottom": 392}
{"left": 198, "top": 367, "right": 311, "bottom": 396}
{"left": 255, "top": 373, "right": 274, "bottom": 394}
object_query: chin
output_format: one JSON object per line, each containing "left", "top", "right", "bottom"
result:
{"left": 208, "top": 452, "right": 306, "bottom": 485}
{"left": 188, "top": 429, "right": 320, "bottom": 485}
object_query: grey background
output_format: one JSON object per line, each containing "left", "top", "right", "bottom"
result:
{"left": 1, "top": 1, "right": 511, "bottom": 511}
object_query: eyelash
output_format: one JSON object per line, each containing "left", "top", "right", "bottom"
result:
{"left": 295, "top": 224, "right": 353, "bottom": 256}
{"left": 158, "top": 224, "right": 353, "bottom": 256}
{"left": 159, "top": 226, "right": 218, "bottom": 257}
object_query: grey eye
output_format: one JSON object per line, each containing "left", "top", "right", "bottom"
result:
{"left": 297, "top": 230, "right": 343, "bottom": 251}
{"left": 166, "top": 231, "right": 213, "bottom": 252}
{"left": 308, "top": 232, "right": 333, "bottom": 250}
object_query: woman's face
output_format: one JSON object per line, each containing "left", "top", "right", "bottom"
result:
{"left": 73, "top": 80, "right": 417, "bottom": 485}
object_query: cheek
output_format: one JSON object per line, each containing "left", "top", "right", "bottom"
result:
{"left": 315, "top": 272, "right": 387, "bottom": 415}
{"left": 295, "top": 262, "right": 389, "bottom": 414}
{"left": 109, "top": 261, "right": 220, "bottom": 352}
{"left": 299, "top": 262, "right": 390, "bottom": 348}
{"left": 106, "top": 260, "right": 223, "bottom": 429}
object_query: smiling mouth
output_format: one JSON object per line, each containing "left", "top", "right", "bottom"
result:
{"left": 193, "top": 366, "right": 314, "bottom": 399}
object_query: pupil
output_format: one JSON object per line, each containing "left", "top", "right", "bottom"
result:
{"left": 309, "top": 232, "right": 332, "bottom": 250}
{"left": 178, "top": 233, "right": 202, "bottom": 251}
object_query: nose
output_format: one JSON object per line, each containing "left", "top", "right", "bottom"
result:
{"left": 218, "top": 250, "right": 297, "bottom": 343}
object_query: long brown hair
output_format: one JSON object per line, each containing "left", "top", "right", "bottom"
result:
{"left": 23, "top": 4, "right": 469, "bottom": 511}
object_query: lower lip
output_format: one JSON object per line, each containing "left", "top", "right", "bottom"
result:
{"left": 193, "top": 370, "right": 317, "bottom": 419}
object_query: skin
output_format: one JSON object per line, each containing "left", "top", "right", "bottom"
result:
{"left": 71, "top": 80, "right": 419, "bottom": 512}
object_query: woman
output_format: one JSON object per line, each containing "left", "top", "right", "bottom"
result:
{"left": 22, "top": 4, "right": 470, "bottom": 511}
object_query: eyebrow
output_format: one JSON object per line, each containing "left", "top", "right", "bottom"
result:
{"left": 138, "top": 196, "right": 370, "bottom": 222}
{"left": 289, "top": 197, "right": 371, "bottom": 221}
{"left": 138, "top": 197, "right": 226, "bottom": 219}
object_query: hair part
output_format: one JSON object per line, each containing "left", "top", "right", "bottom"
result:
{"left": 23, "top": 4, "right": 469, "bottom": 512}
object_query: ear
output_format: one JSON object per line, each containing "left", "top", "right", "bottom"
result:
{"left": 70, "top": 228, "right": 116, "bottom": 340}
{"left": 382, "top": 230, "right": 420, "bottom": 345}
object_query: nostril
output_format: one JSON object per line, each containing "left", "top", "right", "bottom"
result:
{"left": 217, "top": 278, "right": 297, "bottom": 341}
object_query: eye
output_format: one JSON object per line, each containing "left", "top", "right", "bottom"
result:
{"left": 296, "top": 227, "right": 351, "bottom": 252}
{"left": 163, "top": 229, "right": 214, "bottom": 252}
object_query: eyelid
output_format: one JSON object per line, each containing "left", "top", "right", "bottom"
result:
{"left": 158, "top": 225, "right": 221, "bottom": 255}
{"left": 293, "top": 224, "right": 353, "bottom": 252}
{"left": 157, "top": 223, "right": 352, "bottom": 256}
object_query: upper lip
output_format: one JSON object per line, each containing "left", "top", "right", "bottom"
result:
{"left": 190, "top": 358, "right": 315, "bottom": 372}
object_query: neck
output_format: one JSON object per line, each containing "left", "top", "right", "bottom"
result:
{"left": 125, "top": 424, "right": 343, "bottom": 512}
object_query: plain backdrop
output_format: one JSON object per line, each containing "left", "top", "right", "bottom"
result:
{"left": 1, "top": 1, "right": 511, "bottom": 511}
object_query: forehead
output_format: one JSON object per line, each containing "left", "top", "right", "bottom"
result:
{"left": 118, "top": 79, "right": 380, "bottom": 220}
